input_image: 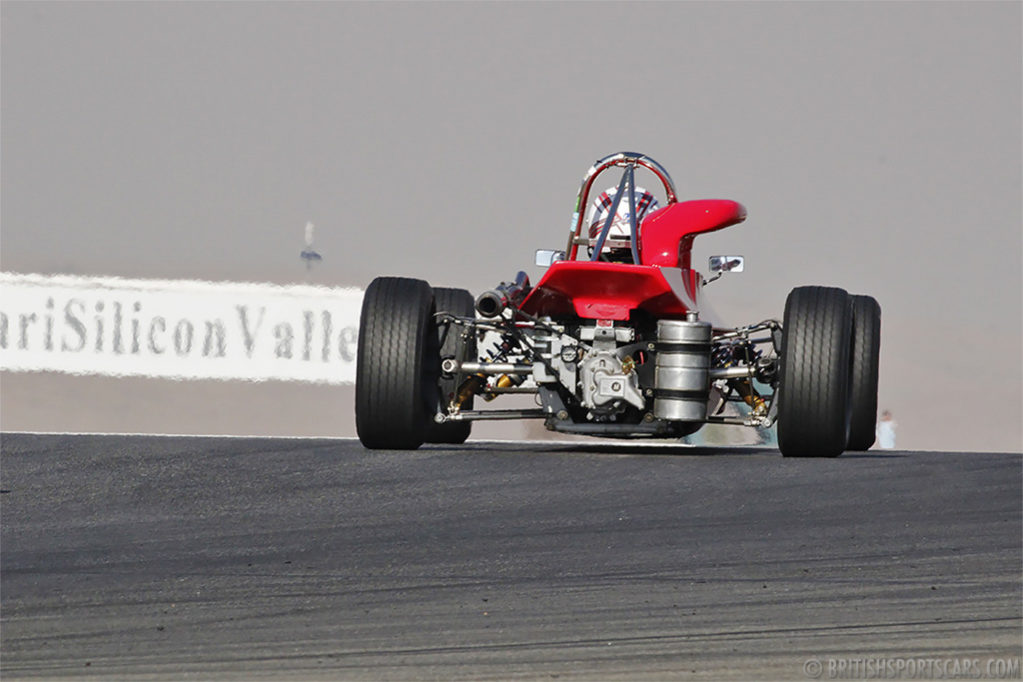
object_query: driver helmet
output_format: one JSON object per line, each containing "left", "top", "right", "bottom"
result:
{"left": 587, "top": 185, "right": 660, "bottom": 241}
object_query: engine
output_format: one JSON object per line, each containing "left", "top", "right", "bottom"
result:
{"left": 449, "top": 272, "right": 778, "bottom": 437}
{"left": 578, "top": 349, "right": 645, "bottom": 416}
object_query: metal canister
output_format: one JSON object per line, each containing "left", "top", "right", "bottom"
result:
{"left": 653, "top": 319, "right": 711, "bottom": 422}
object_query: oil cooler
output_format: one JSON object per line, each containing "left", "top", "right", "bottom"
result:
{"left": 653, "top": 319, "right": 711, "bottom": 422}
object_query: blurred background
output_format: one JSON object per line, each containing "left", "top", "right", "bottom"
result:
{"left": 2, "top": 1, "right": 1020, "bottom": 452}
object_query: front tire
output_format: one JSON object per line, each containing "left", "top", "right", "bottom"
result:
{"left": 777, "top": 286, "right": 853, "bottom": 458}
{"left": 425, "top": 287, "right": 476, "bottom": 444}
{"left": 355, "top": 277, "right": 435, "bottom": 450}
{"left": 846, "top": 294, "right": 881, "bottom": 450}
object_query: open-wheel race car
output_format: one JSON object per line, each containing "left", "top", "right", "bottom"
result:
{"left": 356, "top": 152, "right": 881, "bottom": 457}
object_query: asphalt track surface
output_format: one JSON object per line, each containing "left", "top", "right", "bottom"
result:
{"left": 1, "top": 434, "right": 1020, "bottom": 681}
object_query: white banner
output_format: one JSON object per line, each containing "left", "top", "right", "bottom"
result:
{"left": 0, "top": 273, "right": 363, "bottom": 384}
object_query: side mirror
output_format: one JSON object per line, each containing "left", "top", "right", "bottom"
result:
{"left": 535, "top": 249, "right": 566, "bottom": 267}
{"left": 709, "top": 255, "right": 745, "bottom": 273}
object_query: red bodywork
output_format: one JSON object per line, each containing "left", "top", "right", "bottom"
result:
{"left": 519, "top": 199, "right": 746, "bottom": 321}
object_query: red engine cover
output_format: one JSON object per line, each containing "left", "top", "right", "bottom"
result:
{"left": 518, "top": 262, "right": 703, "bottom": 321}
{"left": 517, "top": 199, "right": 745, "bottom": 321}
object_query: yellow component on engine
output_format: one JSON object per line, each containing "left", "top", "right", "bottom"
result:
{"left": 746, "top": 393, "right": 767, "bottom": 414}
{"left": 456, "top": 374, "right": 486, "bottom": 408}
{"left": 731, "top": 378, "right": 767, "bottom": 414}
{"left": 483, "top": 374, "right": 522, "bottom": 402}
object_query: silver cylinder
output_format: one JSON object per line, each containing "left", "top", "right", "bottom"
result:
{"left": 457, "top": 362, "right": 533, "bottom": 375}
{"left": 653, "top": 319, "right": 711, "bottom": 422}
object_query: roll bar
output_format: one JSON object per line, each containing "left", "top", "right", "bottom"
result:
{"left": 565, "top": 152, "right": 679, "bottom": 260}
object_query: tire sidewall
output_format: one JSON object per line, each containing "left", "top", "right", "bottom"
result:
{"left": 847, "top": 295, "right": 881, "bottom": 450}
{"left": 356, "top": 277, "right": 435, "bottom": 449}
{"left": 777, "top": 286, "right": 853, "bottom": 457}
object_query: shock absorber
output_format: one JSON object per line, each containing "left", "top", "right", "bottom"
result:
{"left": 455, "top": 374, "right": 486, "bottom": 409}
{"left": 484, "top": 373, "right": 525, "bottom": 400}
{"left": 730, "top": 379, "right": 765, "bottom": 413}
{"left": 481, "top": 333, "right": 525, "bottom": 401}
{"left": 454, "top": 332, "right": 523, "bottom": 406}
{"left": 713, "top": 339, "right": 766, "bottom": 414}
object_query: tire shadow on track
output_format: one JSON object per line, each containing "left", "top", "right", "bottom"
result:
{"left": 433, "top": 441, "right": 768, "bottom": 458}
{"left": 424, "top": 440, "right": 911, "bottom": 459}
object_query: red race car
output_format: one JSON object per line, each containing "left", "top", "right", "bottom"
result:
{"left": 356, "top": 152, "right": 881, "bottom": 457}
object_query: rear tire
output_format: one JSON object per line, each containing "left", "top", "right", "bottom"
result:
{"left": 777, "top": 286, "right": 853, "bottom": 458}
{"left": 355, "top": 277, "right": 435, "bottom": 450}
{"left": 846, "top": 294, "right": 881, "bottom": 450}
{"left": 425, "top": 287, "right": 476, "bottom": 444}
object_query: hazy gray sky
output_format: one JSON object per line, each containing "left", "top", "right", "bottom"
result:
{"left": 2, "top": 1, "right": 1020, "bottom": 451}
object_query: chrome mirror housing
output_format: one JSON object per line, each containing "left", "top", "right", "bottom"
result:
{"left": 535, "top": 249, "right": 566, "bottom": 267}
{"left": 709, "top": 255, "right": 745, "bottom": 273}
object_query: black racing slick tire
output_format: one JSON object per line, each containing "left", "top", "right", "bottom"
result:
{"left": 355, "top": 277, "right": 436, "bottom": 450}
{"left": 846, "top": 294, "right": 882, "bottom": 451}
{"left": 777, "top": 286, "right": 853, "bottom": 458}
{"left": 425, "top": 287, "right": 476, "bottom": 445}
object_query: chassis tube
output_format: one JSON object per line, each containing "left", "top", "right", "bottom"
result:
{"left": 708, "top": 366, "right": 756, "bottom": 380}
{"left": 440, "top": 409, "right": 547, "bottom": 422}
{"left": 566, "top": 152, "right": 678, "bottom": 259}
{"left": 447, "top": 361, "right": 534, "bottom": 375}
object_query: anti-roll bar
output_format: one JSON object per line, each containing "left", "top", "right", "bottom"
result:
{"left": 565, "top": 152, "right": 679, "bottom": 260}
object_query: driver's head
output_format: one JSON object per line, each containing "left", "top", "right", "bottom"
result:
{"left": 587, "top": 185, "right": 659, "bottom": 241}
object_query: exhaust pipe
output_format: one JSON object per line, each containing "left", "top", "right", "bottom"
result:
{"left": 475, "top": 271, "right": 531, "bottom": 317}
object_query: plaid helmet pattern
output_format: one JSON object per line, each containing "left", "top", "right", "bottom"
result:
{"left": 587, "top": 186, "right": 660, "bottom": 240}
